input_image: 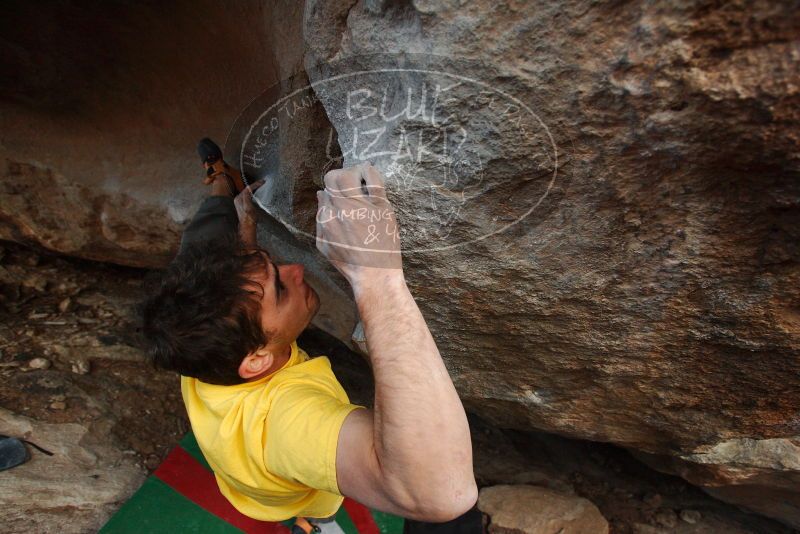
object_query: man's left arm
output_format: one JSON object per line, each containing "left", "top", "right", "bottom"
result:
{"left": 233, "top": 179, "right": 265, "bottom": 248}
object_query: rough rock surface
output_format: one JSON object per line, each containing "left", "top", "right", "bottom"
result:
{"left": 297, "top": 0, "right": 800, "bottom": 526}
{"left": 1, "top": 0, "right": 799, "bottom": 527}
{"left": 478, "top": 484, "right": 609, "bottom": 534}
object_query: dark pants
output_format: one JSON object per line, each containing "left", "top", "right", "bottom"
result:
{"left": 178, "top": 195, "right": 239, "bottom": 256}
{"left": 403, "top": 506, "right": 483, "bottom": 534}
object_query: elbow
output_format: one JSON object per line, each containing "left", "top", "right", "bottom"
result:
{"left": 407, "top": 480, "right": 479, "bottom": 523}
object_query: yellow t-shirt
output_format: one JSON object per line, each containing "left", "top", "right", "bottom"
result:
{"left": 180, "top": 341, "right": 367, "bottom": 521}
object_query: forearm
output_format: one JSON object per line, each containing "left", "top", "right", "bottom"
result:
{"left": 353, "top": 271, "right": 477, "bottom": 514}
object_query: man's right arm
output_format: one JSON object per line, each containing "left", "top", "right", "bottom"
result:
{"left": 316, "top": 164, "right": 477, "bottom": 521}
{"left": 335, "top": 271, "right": 477, "bottom": 522}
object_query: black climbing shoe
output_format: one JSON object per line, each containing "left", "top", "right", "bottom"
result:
{"left": 197, "top": 137, "right": 250, "bottom": 195}
{"left": 0, "top": 435, "right": 53, "bottom": 471}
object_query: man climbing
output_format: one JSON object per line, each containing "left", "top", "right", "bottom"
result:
{"left": 140, "top": 140, "right": 479, "bottom": 532}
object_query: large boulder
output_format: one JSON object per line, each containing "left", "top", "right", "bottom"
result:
{"left": 298, "top": 0, "right": 800, "bottom": 526}
{"left": 1, "top": 0, "right": 798, "bottom": 526}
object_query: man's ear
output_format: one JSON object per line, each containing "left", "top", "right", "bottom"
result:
{"left": 238, "top": 348, "right": 275, "bottom": 380}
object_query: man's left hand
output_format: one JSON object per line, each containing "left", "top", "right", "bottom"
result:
{"left": 234, "top": 179, "right": 265, "bottom": 248}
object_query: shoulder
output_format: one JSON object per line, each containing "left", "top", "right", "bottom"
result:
{"left": 270, "top": 356, "right": 349, "bottom": 404}
{"left": 263, "top": 367, "right": 366, "bottom": 496}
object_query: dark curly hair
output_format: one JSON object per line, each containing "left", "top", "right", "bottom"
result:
{"left": 139, "top": 233, "right": 275, "bottom": 385}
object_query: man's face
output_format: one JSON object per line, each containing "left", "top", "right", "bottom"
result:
{"left": 249, "top": 252, "right": 321, "bottom": 349}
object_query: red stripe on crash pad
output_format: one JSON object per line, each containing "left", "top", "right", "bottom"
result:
{"left": 155, "top": 445, "right": 291, "bottom": 534}
{"left": 343, "top": 498, "right": 380, "bottom": 534}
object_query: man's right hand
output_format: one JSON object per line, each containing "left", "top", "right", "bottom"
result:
{"left": 315, "top": 163, "right": 403, "bottom": 288}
